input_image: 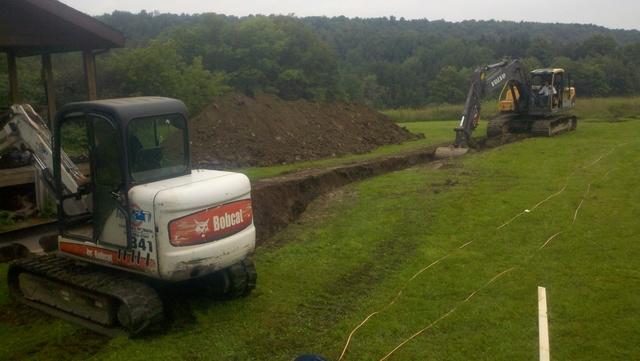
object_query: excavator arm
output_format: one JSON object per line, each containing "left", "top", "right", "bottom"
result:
{"left": 1, "top": 105, "right": 90, "bottom": 214}
{"left": 454, "top": 59, "right": 530, "bottom": 146}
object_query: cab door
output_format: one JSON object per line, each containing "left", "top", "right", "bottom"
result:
{"left": 89, "top": 113, "right": 131, "bottom": 248}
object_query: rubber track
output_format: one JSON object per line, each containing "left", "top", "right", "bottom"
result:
{"left": 531, "top": 116, "right": 577, "bottom": 137}
{"left": 487, "top": 116, "right": 512, "bottom": 138}
{"left": 8, "top": 255, "right": 163, "bottom": 337}
{"left": 226, "top": 258, "right": 257, "bottom": 298}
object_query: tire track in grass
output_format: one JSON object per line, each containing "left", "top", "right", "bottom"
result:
{"left": 337, "top": 241, "right": 473, "bottom": 361}
{"left": 339, "top": 143, "right": 630, "bottom": 360}
{"left": 377, "top": 267, "right": 515, "bottom": 361}
{"left": 377, "top": 177, "right": 599, "bottom": 361}
{"left": 339, "top": 154, "right": 583, "bottom": 359}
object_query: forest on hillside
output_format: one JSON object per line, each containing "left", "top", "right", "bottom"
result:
{"left": 1, "top": 12, "right": 640, "bottom": 114}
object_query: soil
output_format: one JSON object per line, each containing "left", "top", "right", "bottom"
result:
{"left": 189, "top": 93, "right": 421, "bottom": 167}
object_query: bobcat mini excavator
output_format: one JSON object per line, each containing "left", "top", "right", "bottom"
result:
{"left": 2, "top": 98, "right": 256, "bottom": 336}
{"left": 435, "top": 59, "right": 577, "bottom": 158}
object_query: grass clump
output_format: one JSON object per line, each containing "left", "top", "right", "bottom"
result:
{"left": 382, "top": 100, "right": 498, "bottom": 122}
{"left": 573, "top": 96, "right": 640, "bottom": 120}
{"left": 384, "top": 96, "right": 640, "bottom": 123}
{"left": 0, "top": 210, "right": 16, "bottom": 226}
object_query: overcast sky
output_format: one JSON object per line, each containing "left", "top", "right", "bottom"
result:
{"left": 62, "top": 0, "right": 640, "bottom": 31}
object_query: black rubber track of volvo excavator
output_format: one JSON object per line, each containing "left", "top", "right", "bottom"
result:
{"left": 531, "top": 115, "right": 578, "bottom": 137}
{"left": 486, "top": 114, "right": 515, "bottom": 138}
{"left": 487, "top": 114, "right": 578, "bottom": 138}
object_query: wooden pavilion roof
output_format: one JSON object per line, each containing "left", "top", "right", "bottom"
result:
{"left": 0, "top": 0, "right": 124, "bottom": 56}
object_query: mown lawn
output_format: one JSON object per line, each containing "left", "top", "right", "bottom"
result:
{"left": 382, "top": 96, "right": 640, "bottom": 123}
{"left": 1, "top": 115, "right": 639, "bottom": 360}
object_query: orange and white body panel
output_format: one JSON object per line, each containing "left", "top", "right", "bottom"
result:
{"left": 59, "top": 169, "right": 256, "bottom": 282}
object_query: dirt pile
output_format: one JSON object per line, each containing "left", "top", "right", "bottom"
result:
{"left": 189, "top": 93, "right": 421, "bottom": 167}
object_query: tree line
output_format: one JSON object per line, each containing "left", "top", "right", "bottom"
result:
{"left": 1, "top": 12, "right": 640, "bottom": 114}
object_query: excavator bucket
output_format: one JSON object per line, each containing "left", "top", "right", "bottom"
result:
{"left": 434, "top": 145, "right": 469, "bottom": 159}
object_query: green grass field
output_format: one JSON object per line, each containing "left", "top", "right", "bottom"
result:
{"left": 1, "top": 99, "right": 639, "bottom": 360}
{"left": 383, "top": 96, "right": 640, "bottom": 124}
{"left": 382, "top": 100, "right": 499, "bottom": 123}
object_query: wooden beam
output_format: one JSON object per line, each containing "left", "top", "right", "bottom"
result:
{"left": 0, "top": 166, "right": 37, "bottom": 188}
{"left": 82, "top": 50, "right": 97, "bottom": 100}
{"left": 41, "top": 54, "right": 56, "bottom": 124}
{"left": 0, "top": 163, "right": 90, "bottom": 188}
{"left": 7, "top": 52, "right": 19, "bottom": 104}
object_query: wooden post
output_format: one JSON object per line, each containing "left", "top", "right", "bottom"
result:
{"left": 7, "top": 52, "right": 19, "bottom": 104}
{"left": 538, "top": 286, "right": 550, "bottom": 361}
{"left": 41, "top": 54, "right": 56, "bottom": 124}
{"left": 82, "top": 50, "right": 97, "bottom": 100}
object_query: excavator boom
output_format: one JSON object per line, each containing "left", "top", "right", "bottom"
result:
{"left": 455, "top": 59, "right": 530, "bottom": 147}
{"left": 1, "top": 105, "right": 90, "bottom": 214}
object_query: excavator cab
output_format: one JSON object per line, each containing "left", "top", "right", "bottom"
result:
{"left": 54, "top": 97, "right": 190, "bottom": 249}
{"left": 529, "top": 69, "right": 575, "bottom": 115}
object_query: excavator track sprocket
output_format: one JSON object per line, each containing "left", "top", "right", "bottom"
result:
{"left": 202, "top": 257, "right": 257, "bottom": 299}
{"left": 8, "top": 255, "right": 163, "bottom": 337}
{"left": 486, "top": 115, "right": 513, "bottom": 138}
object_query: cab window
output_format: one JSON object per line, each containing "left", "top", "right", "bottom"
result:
{"left": 127, "top": 114, "right": 188, "bottom": 182}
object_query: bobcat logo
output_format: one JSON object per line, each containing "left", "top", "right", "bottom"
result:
{"left": 194, "top": 220, "right": 210, "bottom": 238}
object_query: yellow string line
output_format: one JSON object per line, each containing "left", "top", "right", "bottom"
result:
{"left": 458, "top": 240, "right": 474, "bottom": 249}
{"left": 572, "top": 182, "right": 592, "bottom": 225}
{"left": 407, "top": 253, "right": 452, "bottom": 282}
{"left": 530, "top": 184, "right": 568, "bottom": 212}
{"left": 586, "top": 153, "right": 607, "bottom": 168}
{"left": 539, "top": 231, "right": 563, "bottom": 250}
{"left": 496, "top": 210, "right": 528, "bottom": 230}
{"left": 497, "top": 184, "right": 567, "bottom": 230}
{"left": 572, "top": 200, "right": 584, "bottom": 224}
{"left": 337, "top": 297, "right": 401, "bottom": 361}
{"left": 604, "top": 168, "right": 614, "bottom": 178}
{"left": 377, "top": 308, "right": 458, "bottom": 361}
{"left": 377, "top": 267, "right": 515, "bottom": 361}
{"left": 338, "top": 241, "right": 474, "bottom": 361}
{"left": 586, "top": 145, "right": 622, "bottom": 168}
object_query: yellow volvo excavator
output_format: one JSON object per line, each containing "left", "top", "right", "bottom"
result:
{"left": 436, "top": 59, "right": 577, "bottom": 157}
